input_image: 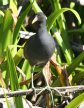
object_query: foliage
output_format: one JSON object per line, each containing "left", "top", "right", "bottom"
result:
{"left": 0, "top": 0, "right": 84, "bottom": 107}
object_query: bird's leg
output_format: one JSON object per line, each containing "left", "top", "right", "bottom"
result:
{"left": 45, "top": 81, "right": 54, "bottom": 108}
{"left": 42, "top": 63, "right": 54, "bottom": 108}
{"left": 42, "top": 72, "right": 54, "bottom": 108}
{"left": 31, "top": 66, "right": 36, "bottom": 94}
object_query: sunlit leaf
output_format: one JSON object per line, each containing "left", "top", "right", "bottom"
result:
{"left": 13, "top": 2, "right": 31, "bottom": 44}
{"left": 6, "top": 47, "right": 23, "bottom": 108}
{"left": 66, "top": 93, "right": 84, "bottom": 108}
{"left": 0, "top": 9, "right": 13, "bottom": 54}
{"left": 47, "top": 8, "right": 81, "bottom": 31}
{"left": 67, "top": 52, "right": 84, "bottom": 75}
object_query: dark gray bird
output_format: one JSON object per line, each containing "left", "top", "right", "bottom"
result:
{"left": 24, "top": 12, "right": 55, "bottom": 67}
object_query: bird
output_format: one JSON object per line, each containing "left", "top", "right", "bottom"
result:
{"left": 24, "top": 12, "right": 55, "bottom": 67}
{"left": 24, "top": 12, "right": 55, "bottom": 88}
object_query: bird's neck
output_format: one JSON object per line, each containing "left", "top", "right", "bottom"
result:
{"left": 39, "top": 22, "right": 46, "bottom": 27}
{"left": 37, "top": 25, "right": 47, "bottom": 35}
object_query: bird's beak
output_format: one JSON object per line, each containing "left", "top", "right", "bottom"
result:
{"left": 32, "top": 15, "right": 38, "bottom": 24}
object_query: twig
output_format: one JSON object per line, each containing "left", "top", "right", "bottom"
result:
{"left": 16, "top": 66, "right": 26, "bottom": 80}
{"left": 51, "top": 85, "right": 84, "bottom": 95}
{"left": 0, "top": 85, "right": 84, "bottom": 98}
{"left": 20, "top": 72, "right": 41, "bottom": 85}
{"left": 53, "top": 85, "right": 84, "bottom": 90}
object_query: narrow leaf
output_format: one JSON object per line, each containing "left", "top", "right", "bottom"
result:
{"left": 6, "top": 47, "right": 23, "bottom": 108}
{"left": 13, "top": 3, "right": 31, "bottom": 44}
{"left": 47, "top": 8, "right": 81, "bottom": 31}
{"left": 9, "top": 0, "right": 17, "bottom": 13}
{"left": 67, "top": 52, "right": 84, "bottom": 75}
{"left": 66, "top": 93, "right": 84, "bottom": 108}
{"left": 6, "top": 47, "right": 19, "bottom": 90}
{"left": 0, "top": 9, "right": 13, "bottom": 53}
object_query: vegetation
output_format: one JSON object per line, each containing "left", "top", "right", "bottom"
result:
{"left": 0, "top": 0, "right": 84, "bottom": 107}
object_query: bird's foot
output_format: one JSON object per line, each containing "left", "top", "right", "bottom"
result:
{"left": 36, "top": 85, "right": 54, "bottom": 108}
{"left": 46, "top": 85, "right": 54, "bottom": 108}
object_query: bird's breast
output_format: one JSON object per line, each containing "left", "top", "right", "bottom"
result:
{"left": 24, "top": 29, "right": 55, "bottom": 66}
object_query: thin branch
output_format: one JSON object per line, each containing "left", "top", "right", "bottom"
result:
{"left": 20, "top": 72, "right": 41, "bottom": 85}
{"left": 0, "top": 85, "right": 84, "bottom": 98}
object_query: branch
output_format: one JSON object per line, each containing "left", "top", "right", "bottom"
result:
{"left": 0, "top": 85, "right": 84, "bottom": 98}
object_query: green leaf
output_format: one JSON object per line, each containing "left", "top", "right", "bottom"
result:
{"left": 18, "top": 60, "right": 31, "bottom": 82}
{"left": 6, "top": 47, "right": 23, "bottom": 108}
{"left": 9, "top": 0, "right": 17, "bottom": 13}
{"left": 14, "top": 47, "right": 23, "bottom": 65}
{"left": 0, "top": 47, "right": 23, "bottom": 74}
{"left": 53, "top": 30, "right": 72, "bottom": 64}
{"left": 68, "top": 28, "right": 84, "bottom": 33}
{"left": 67, "top": 52, "right": 84, "bottom": 75}
{"left": 73, "top": 72, "right": 84, "bottom": 84}
{"left": 6, "top": 47, "right": 19, "bottom": 90}
{"left": 66, "top": 93, "right": 84, "bottom": 108}
{"left": 19, "top": 60, "right": 31, "bottom": 89}
{"left": 0, "top": 9, "right": 13, "bottom": 54}
{"left": 47, "top": 8, "right": 81, "bottom": 31}
{"left": 13, "top": 3, "right": 31, "bottom": 44}
{"left": 0, "top": 10, "right": 4, "bottom": 16}
{"left": 0, "top": 0, "right": 8, "bottom": 5}
{"left": 29, "top": 0, "right": 42, "bottom": 13}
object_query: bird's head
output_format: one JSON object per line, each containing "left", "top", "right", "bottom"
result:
{"left": 32, "top": 12, "right": 46, "bottom": 26}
